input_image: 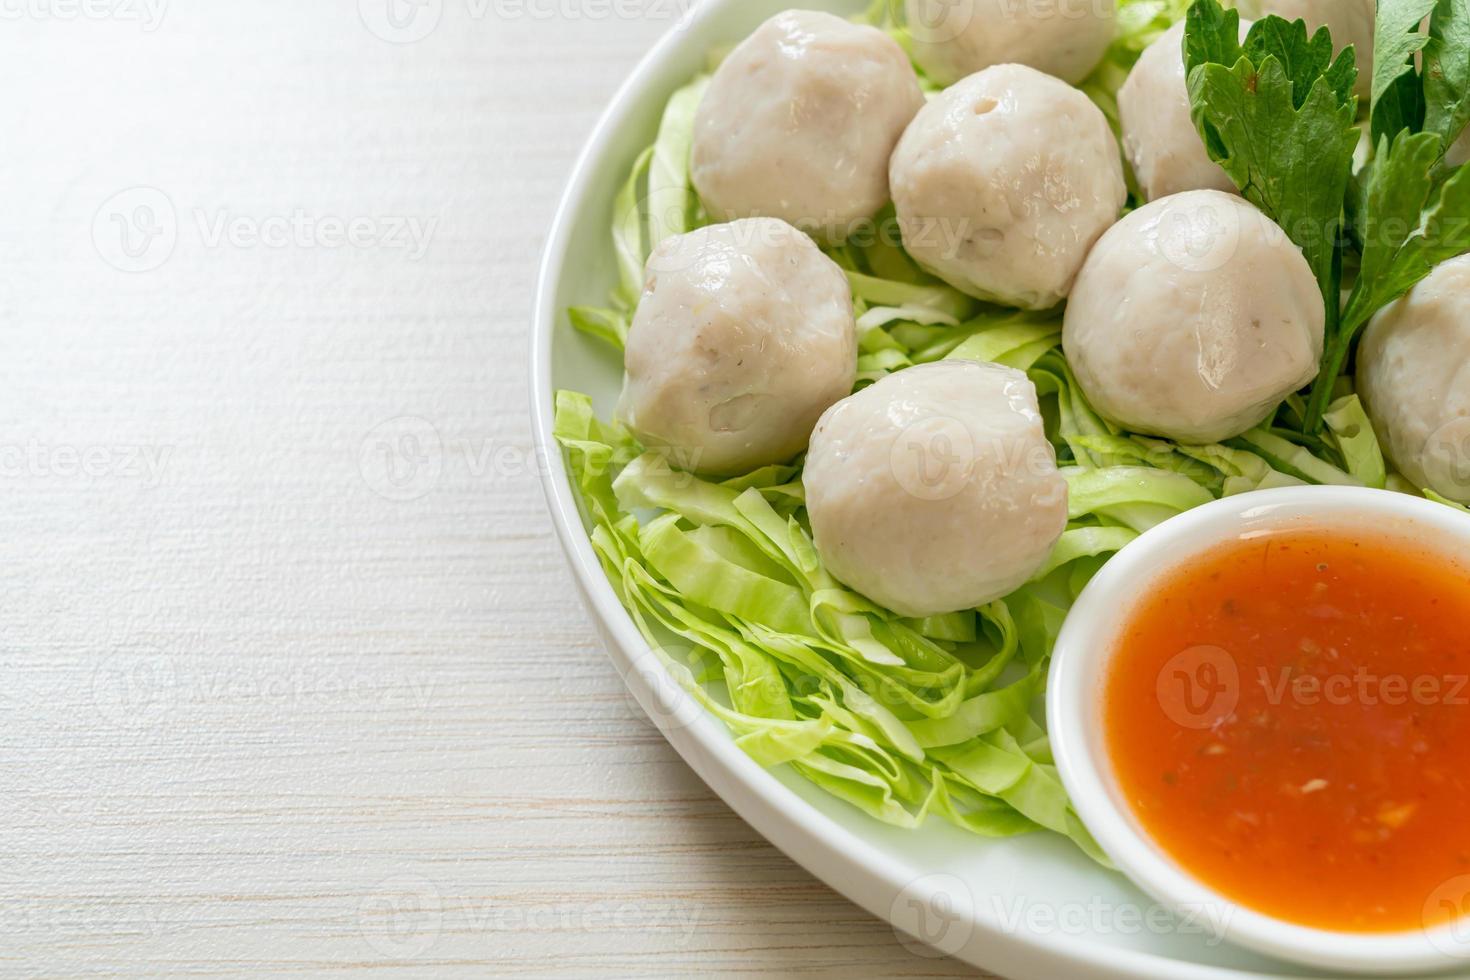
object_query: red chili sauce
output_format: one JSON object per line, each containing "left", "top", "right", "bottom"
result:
{"left": 1106, "top": 528, "right": 1470, "bottom": 932}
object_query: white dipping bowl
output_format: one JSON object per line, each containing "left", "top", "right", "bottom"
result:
{"left": 1049, "top": 486, "right": 1470, "bottom": 976}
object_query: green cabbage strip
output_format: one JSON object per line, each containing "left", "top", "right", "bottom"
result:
{"left": 557, "top": 386, "right": 1126, "bottom": 859}
{"left": 1322, "top": 394, "right": 1388, "bottom": 489}
{"left": 549, "top": 2, "right": 1464, "bottom": 857}
{"left": 569, "top": 75, "right": 713, "bottom": 348}
{"left": 1429, "top": 491, "right": 1470, "bottom": 512}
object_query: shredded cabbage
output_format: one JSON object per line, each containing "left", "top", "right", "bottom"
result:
{"left": 553, "top": 0, "right": 1453, "bottom": 858}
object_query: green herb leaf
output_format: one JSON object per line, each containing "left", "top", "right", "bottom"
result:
{"left": 1243, "top": 15, "right": 1358, "bottom": 109}
{"left": 1182, "top": 0, "right": 1241, "bottom": 69}
{"left": 1185, "top": 2, "right": 1360, "bottom": 314}
{"left": 1306, "top": 131, "right": 1470, "bottom": 425}
{"left": 1371, "top": 0, "right": 1437, "bottom": 142}
{"left": 1350, "top": 132, "right": 1470, "bottom": 324}
{"left": 1424, "top": 0, "right": 1470, "bottom": 149}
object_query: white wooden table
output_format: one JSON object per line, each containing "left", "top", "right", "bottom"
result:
{"left": 0, "top": 2, "right": 990, "bottom": 975}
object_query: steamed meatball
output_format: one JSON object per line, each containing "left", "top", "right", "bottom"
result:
{"left": 890, "top": 64, "right": 1126, "bottom": 310}
{"left": 1357, "top": 256, "right": 1470, "bottom": 503}
{"left": 1238, "top": 0, "right": 1373, "bottom": 98}
{"left": 1063, "top": 191, "right": 1325, "bottom": 444}
{"left": 690, "top": 10, "right": 924, "bottom": 243}
{"left": 804, "top": 361, "right": 1068, "bottom": 618}
{"left": 618, "top": 218, "right": 857, "bottom": 476}
{"left": 906, "top": 0, "right": 1116, "bottom": 86}
{"left": 1120, "top": 21, "right": 1250, "bottom": 201}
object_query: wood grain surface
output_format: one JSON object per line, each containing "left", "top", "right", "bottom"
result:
{"left": 0, "top": 2, "right": 990, "bottom": 976}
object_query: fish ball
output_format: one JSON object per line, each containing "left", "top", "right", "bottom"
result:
{"left": 618, "top": 217, "right": 857, "bottom": 476}
{"left": 890, "top": 64, "right": 1126, "bottom": 309}
{"left": 906, "top": 0, "right": 1116, "bottom": 86}
{"left": 1063, "top": 190, "right": 1325, "bottom": 443}
{"left": 1119, "top": 21, "right": 1249, "bottom": 202}
{"left": 690, "top": 10, "right": 925, "bottom": 243}
{"left": 804, "top": 360, "right": 1068, "bottom": 618}
{"left": 1357, "top": 255, "right": 1470, "bottom": 503}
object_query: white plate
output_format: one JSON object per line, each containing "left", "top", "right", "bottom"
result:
{"left": 528, "top": 3, "right": 1464, "bottom": 976}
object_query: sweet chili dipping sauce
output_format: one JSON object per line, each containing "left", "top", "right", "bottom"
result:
{"left": 1106, "top": 528, "right": 1470, "bottom": 932}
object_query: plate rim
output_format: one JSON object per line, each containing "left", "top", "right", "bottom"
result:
{"left": 527, "top": 4, "right": 1298, "bottom": 977}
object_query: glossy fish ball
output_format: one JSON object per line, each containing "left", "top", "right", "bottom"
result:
{"left": 1120, "top": 21, "right": 1250, "bottom": 202}
{"left": 1357, "top": 256, "right": 1470, "bottom": 503}
{"left": 1450, "top": 128, "right": 1470, "bottom": 168}
{"left": 1238, "top": 0, "right": 1374, "bottom": 98}
{"left": 906, "top": 0, "right": 1117, "bottom": 86}
{"left": 1063, "top": 190, "right": 1325, "bottom": 444}
{"left": 690, "top": 10, "right": 925, "bottom": 243}
{"left": 804, "top": 361, "right": 1068, "bottom": 618}
{"left": 889, "top": 64, "right": 1127, "bottom": 310}
{"left": 617, "top": 217, "right": 857, "bottom": 476}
